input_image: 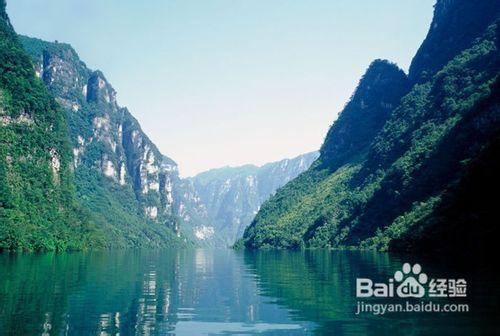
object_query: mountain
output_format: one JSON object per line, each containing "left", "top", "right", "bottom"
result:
{"left": 18, "top": 33, "right": 318, "bottom": 248}
{"left": 239, "top": 0, "right": 500, "bottom": 254}
{"left": 183, "top": 152, "right": 319, "bottom": 246}
{"left": 19, "top": 36, "right": 185, "bottom": 248}
{"left": 0, "top": 0, "right": 102, "bottom": 250}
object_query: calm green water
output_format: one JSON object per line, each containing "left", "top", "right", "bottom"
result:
{"left": 0, "top": 249, "right": 498, "bottom": 335}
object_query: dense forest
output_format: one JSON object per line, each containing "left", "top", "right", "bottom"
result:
{"left": 239, "top": 0, "right": 500, "bottom": 254}
{"left": 0, "top": 0, "right": 102, "bottom": 250}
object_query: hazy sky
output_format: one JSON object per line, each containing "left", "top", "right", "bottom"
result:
{"left": 7, "top": 0, "right": 434, "bottom": 177}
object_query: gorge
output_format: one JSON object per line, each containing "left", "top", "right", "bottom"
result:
{"left": 1, "top": 0, "right": 499, "bottom": 254}
{"left": 2, "top": 1, "right": 500, "bottom": 334}
{"left": 1, "top": 5, "right": 318, "bottom": 249}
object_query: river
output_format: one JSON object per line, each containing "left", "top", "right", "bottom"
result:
{"left": 0, "top": 249, "right": 498, "bottom": 335}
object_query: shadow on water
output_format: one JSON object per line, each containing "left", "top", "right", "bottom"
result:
{"left": 241, "top": 249, "right": 500, "bottom": 335}
{"left": 0, "top": 249, "right": 499, "bottom": 335}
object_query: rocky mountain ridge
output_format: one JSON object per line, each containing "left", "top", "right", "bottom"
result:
{"left": 186, "top": 152, "right": 319, "bottom": 245}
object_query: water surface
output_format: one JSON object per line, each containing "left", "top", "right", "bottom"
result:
{"left": 0, "top": 249, "right": 498, "bottom": 335}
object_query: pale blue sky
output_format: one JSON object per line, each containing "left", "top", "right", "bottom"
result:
{"left": 7, "top": 0, "right": 434, "bottom": 176}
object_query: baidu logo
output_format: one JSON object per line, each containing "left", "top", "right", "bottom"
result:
{"left": 394, "top": 263, "right": 428, "bottom": 298}
{"left": 356, "top": 262, "right": 466, "bottom": 299}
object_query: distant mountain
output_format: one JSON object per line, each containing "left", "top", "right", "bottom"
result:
{"left": 182, "top": 152, "right": 319, "bottom": 246}
{"left": 0, "top": 0, "right": 101, "bottom": 250}
{"left": 240, "top": 0, "right": 500, "bottom": 254}
{"left": 19, "top": 36, "right": 185, "bottom": 248}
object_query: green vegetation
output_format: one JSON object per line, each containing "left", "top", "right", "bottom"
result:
{"left": 74, "top": 165, "right": 184, "bottom": 249}
{"left": 240, "top": 8, "right": 500, "bottom": 254}
{"left": 0, "top": 0, "right": 103, "bottom": 251}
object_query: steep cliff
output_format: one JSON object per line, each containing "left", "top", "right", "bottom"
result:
{"left": 0, "top": 1, "right": 101, "bottom": 250}
{"left": 240, "top": 0, "right": 500, "bottom": 254}
{"left": 20, "top": 36, "right": 183, "bottom": 247}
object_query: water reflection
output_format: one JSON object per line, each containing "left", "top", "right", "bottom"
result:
{"left": 0, "top": 250, "right": 312, "bottom": 335}
{"left": 0, "top": 249, "right": 498, "bottom": 335}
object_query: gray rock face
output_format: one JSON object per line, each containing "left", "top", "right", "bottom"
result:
{"left": 21, "top": 36, "right": 180, "bottom": 235}
{"left": 184, "top": 152, "right": 319, "bottom": 245}
{"left": 174, "top": 179, "right": 214, "bottom": 242}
